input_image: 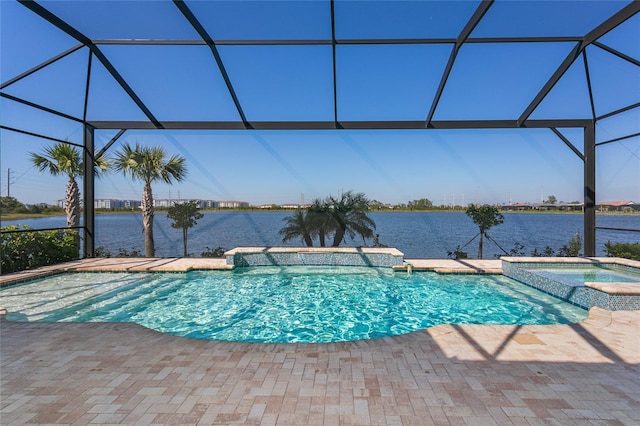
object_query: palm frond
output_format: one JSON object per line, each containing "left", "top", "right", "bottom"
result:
{"left": 30, "top": 142, "right": 82, "bottom": 178}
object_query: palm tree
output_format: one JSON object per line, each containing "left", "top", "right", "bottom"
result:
{"left": 30, "top": 142, "right": 108, "bottom": 229}
{"left": 279, "top": 210, "right": 314, "bottom": 247}
{"left": 279, "top": 191, "right": 377, "bottom": 248}
{"left": 327, "top": 191, "right": 376, "bottom": 247}
{"left": 307, "top": 198, "right": 334, "bottom": 247}
{"left": 112, "top": 142, "right": 187, "bottom": 257}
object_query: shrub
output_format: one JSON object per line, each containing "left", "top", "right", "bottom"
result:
{"left": 531, "top": 246, "right": 555, "bottom": 257}
{"left": 557, "top": 233, "right": 582, "bottom": 257}
{"left": 604, "top": 241, "right": 640, "bottom": 261}
{"left": 201, "top": 246, "right": 226, "bottom": 258}
{"left": 531, "top": 233, "right": 582, "bottom": 257}
{"left": 95, "top": 246, "right": 143, "bottom": 258}
{"left": 447, "top": 245, "right": 468, "bottom": 260}
{"left": 1, "top": 225, "right": 79, "bottom": 274}
{"left": 506, "top": 242, "right": 526, "bottom": 257}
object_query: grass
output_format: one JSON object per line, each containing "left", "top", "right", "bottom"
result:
{"left": 1, "top": 212, "right": 65, "bottom": 220}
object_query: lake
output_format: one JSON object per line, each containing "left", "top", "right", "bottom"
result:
{"left": 3, "top": 211, "right": 639, "bottom": 259}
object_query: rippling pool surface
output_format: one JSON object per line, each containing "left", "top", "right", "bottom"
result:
{"left": 0, "top": 267, "right": 587, "bottom": 343}
{"left": 532, "top": 266, "right": 640, "bottom": 284}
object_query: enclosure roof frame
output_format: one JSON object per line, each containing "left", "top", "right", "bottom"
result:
{"left": 2, "top": 0, "right": 639, "bottom": 257}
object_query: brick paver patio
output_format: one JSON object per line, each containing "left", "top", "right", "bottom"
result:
{"left": 1, "top": 259, "right": 639, "bottom": 425}
{"left": 1, "top": 307, "right": 638, "bottom": 425}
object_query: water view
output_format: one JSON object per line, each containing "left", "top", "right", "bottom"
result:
{"left": 3, "top": 212, "right": 639, "bottom": 259}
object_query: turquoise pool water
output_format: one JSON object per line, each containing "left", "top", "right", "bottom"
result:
{"left": 0, "top": 267, "right": 587, "bottom": 343}
{"left": 530, "top": 266, "right": 640, "bottom": 284}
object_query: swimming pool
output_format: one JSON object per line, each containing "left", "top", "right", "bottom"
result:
{"left": 529, "top": 266, "right": 640, "bottom": 284}
{"left": 0, "top": 266, "right": 587, "bottom": 343}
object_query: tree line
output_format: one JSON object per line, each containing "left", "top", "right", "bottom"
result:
{"left": 0, "top": 196, "right": 63, "bottom": 215}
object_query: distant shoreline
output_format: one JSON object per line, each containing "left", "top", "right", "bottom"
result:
{"left": 2, "top": 208, "right": 638, "bottom": 222}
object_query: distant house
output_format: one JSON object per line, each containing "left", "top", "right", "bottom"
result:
{"left": 597, "top": 201, "right": 639, "bottom": 212}
{"left": 533, "top": 203, "right": 556, "bottom": 211}
{"left": 503, "top": 203, "right": 533, "bottom": 211}
{"left": 555, "top": 203, "right": 583, "bottom": 211}
{"left": 502, "top": 202, "right": 583, "bottom": 212}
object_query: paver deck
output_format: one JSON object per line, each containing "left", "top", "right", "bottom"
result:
{"left": 1, "top": 259, "right": 639, "bottom": 425}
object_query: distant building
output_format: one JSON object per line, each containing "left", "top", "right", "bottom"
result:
{"left": 153, "top": 199, "right": 209, "bottom": 208}
{"left": 71, "top": 198, "right": 254, "bottom": 210}
{"left": 555, "top": 203, "right": 583, "bottom": 211}
{"left": 597, "top": 201, "right": 639, "bottom": 212}
{"left": 200, "top": 200, "right": 217, "bottom": 208}
{"left": 94, "top": 199, "right": 141, "bottom": 209}
{"left": 153, "top": 199, "right": 175, "bottom": 208}
{"left": 123, "top": 200, "right": 141, "bottom": 209}
{"left": 95, "top": 199, "right": 123, "bottom": 209}
{"left": 502, "top": 202, "right": 583, "bottom": 212}
{"left": 217, "top": 200, "right": 249, "bottom": 208}
{"left": 503, "top": 203, "right": 532, "bottom": 211}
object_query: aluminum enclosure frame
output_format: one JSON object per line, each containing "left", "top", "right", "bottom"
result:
{"left": 3, "top": 0, "right": 639, "bottom": 258}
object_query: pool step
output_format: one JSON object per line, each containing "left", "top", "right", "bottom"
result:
{"left": 400, "top": 259, "right": 502, "bottom": 274}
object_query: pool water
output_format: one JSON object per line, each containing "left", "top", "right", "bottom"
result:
{"left": 0, "top": 267, "right": 587, "bottom": 343}
{"left": 532, "top": 266, "right": 640, "bottom": 284}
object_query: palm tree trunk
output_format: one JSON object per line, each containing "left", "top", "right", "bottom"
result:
{"left": 332, "top": 227, "right": 345, "bottom": 247}
{"left": 66, "top": 177, "right": 81, "bottom": 254}
{"left": 142, "top": 183, "right": 155, "bottom": 257}
{"left": 65, "top": 178, "right": 80, "bottom": 228}
{"left": 478, "top": 232, "right": 484, "bottom": 259}
{"left": 303, "top": 233, "right": 313, "bottom": 247}
{"left": 318, "top": 230, "right": 325, "bottom": 247}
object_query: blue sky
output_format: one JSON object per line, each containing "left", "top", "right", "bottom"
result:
{"left": 1, "top": 0, "right": 638, "bottom": 207}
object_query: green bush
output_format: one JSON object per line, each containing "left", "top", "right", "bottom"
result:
{"left": 0, "top": 196, "right": 63, "bottom": 215}
{"left": 1, "top": 225, "right": 79, "bottom": 274}
{"left": 447, "top": 245, "right": 468, "bottom": 260}
{"left": 530, "top": 233, "right": 582, "bottom": 257}
{"left": 95, "top": 246, "right": 143, "bottom": 257}
{"left": 557, "top": 233, "right": 582, "bottom": 257}
{"left": 0, "top": 196, "right": 25, "bottom": 214}
{"left": 201, "top": 246, "right": 226, "bottom": 258}
{"left": 604, "top": 241, "right": 640, "bottom": 261}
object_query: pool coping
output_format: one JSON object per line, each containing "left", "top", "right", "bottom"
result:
{"left": 501, "top": 255, "right": 640, "bottom": 268}
{"left": 585, "top": 281, "right": 640, "bottom": 294}
{"left": 0, "top": 256, "right": 503, "bottom": 287}
{"left": 224, "top": 246, "right": 405, "bottom": 268}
